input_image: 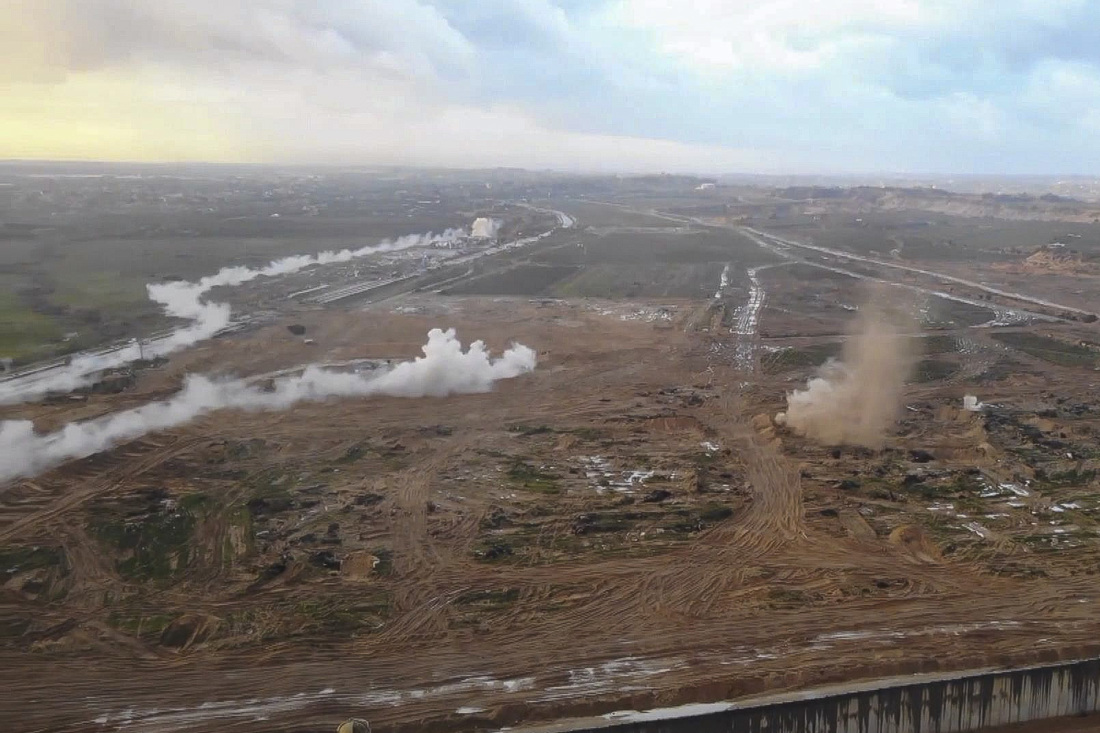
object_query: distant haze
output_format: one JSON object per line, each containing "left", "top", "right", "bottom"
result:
{"left": 4, "top": 1, "right": 1100, "bottom": 174}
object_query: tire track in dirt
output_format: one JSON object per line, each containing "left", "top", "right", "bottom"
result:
{"left": 6, "top": 293, "right": 1100, "bottom": 731}
{"left": 375, "top": 437, "right": 502, "bottom": 646}
{"left": 0, "top": 436, "right": 207, "bottom": 543}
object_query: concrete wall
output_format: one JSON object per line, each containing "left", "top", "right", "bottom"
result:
{"left": 581, "top": 658, "right": 1100, "bottom": 733}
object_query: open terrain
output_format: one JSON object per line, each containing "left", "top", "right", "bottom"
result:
{"left": 3, "top": 170, "right": 1100, "bottom": 732}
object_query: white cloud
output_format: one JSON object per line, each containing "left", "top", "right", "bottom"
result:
{"left": 605, "top": 0, "right": 932, "bottom": 72}
{"left": 3, "top": 0, "right": 475, "bottom": 82}
{"left": 5, "top": 0, "right": 1100, "bottom": 172}
{"left": 1, "top": 0, "right": 787, "bottom": 171}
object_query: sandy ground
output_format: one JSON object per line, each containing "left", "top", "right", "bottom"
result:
{"left": 2, "top": 294, "right": 1100, "bottom": 733}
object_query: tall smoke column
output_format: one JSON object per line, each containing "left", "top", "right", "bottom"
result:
{"left": 0, "top": 328, "right": 535, "bottom": 483}
{"left": 775, "top": 291, "right": 915, "bottom": 448}
{"left": 0, "top": 228, "right": 466, "bottom": 405}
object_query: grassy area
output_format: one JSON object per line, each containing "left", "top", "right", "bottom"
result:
{"left": 0, "top": 545, "right": 65, "bottom": 583}
{"left": 445, "top": 265, "right": 580, "bottom": 296}
{"left": 913, "top": 358, "right": 958, "bottom": 383}
{"left": 921, "top": 334, "right": 959, "bottom": 355}
{"left": 556, "top": 201, "right": 683, "bottom": 228}
{"left": 991, "top": 331, "right": 1099, "bottom": 367}
{"left": 787, "top": 216, "right": 1082, "bottom": 264}
{"left": 455, "top": 587, "right": 520, "bottom": 609}
{"left": 508, "top": 462, "right": 561, "bottom": 494}
{"left": 554, "top": 263, "right": 725, "bottom": 299}
{"left": 922, "top": 296, "right": 994, "bottom": 327}
{"left": 290, "top": 595, "right": 393, "bottom": 636}
{"left": 49, "top": 270, "right": 152, "bottom": 318}
{"left": 768, "top": 588, "right": 812, "bottom": 608}
{"left": 108, "top": 611, "right": 176, "bottom": 638}
{"left": 762, "top": 342, "right": 842, "bottom": 374}
{"left": 0, "top": 286, "right": 63, "bottom": 360}
{"left": 92, "top": 503, "right": 198, "bottom": 583}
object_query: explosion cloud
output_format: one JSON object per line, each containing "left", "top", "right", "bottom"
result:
{"left": 470, "top": 217, "right": 500, "bottom": 239}
{"left": 775, "top": 292, "right": 915, "bottom": 448}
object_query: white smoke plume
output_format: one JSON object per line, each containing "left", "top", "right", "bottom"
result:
{"left": 0, "top": 328, "right": 535, "bottom": 484}
{"left": 0, "top": 228, "right": 466, "bottom": 405}
{"left": 775, "top": 293, "right": 915, "bottom": 448}
{"left": 470, "top": 217, "right": 500, "bottom": 239}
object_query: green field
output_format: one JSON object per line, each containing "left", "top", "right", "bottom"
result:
{"left": 0, "top": 285, "right": 63, "bottom": 361}
{"left": 444, "top": 265, "right": 581, "bottom": 296}
{"left": 551, "top": 263, "right": 720, "bottom": 299}
{"left": 554, "top": 200, "right": 683, "bottom": 228}
{"left": 991, "top": 331, "right": 1099, "bottom": 367}
{"left": 768, "top": 215, "right": 1100, "bottom": 264}
{"left": 762, "top": 342, "right": 843, "bottom": 374}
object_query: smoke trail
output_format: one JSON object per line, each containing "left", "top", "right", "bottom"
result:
{"left": 0, "top": 229, "right": 466, "bottom": 405}
{"left": 775, "top": 292, "right": 915, "bottom": 448}
{"left": 0, "top": 329, "right": 535, "bottom": 483}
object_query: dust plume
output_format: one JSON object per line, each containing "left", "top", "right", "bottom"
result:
{"left": 0, "top": 228, "right": 465, "bottom": 405}
{"left": 775, "top": 292, "right": 915, "bottom": 448}
{"left": 470, "top": 217, "right": 500, "bottom": 239}
{"left": 0, "top": 329, "right": 535, "bottom": 483}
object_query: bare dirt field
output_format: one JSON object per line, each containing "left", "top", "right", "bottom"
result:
{"left": 3, "top": 286, "right": 1100, "bottom": 732}
{"left": 4, "top": 189, "right": 1100, "bottom": 733}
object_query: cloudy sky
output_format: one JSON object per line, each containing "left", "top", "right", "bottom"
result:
{"left": 4, "top": 0, "right": 1100, "bottom": 173}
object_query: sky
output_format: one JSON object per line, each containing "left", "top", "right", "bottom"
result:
{"left": 4, "top": 0, "right": 1100, "bottom": 174}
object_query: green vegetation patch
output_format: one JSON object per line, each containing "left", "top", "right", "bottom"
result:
{"left": 913, "top": 358, "right": 958, "bottom": 383}
{"left": 92, "top": 502, "right": 198, "bottom": 582}
{"left": 552, "top": 263, "right": 720, "bottom": 300}
{"left": 507, "top": 423, "right": 555, "bottom": 436}
{"left": 1039, "top": 468, "right": 1097, "bottom": 488}
{"left": 662, "top": 503, "right": 737, "bottom": 533}
{"left": 700, "top": 504, "right": 735, "bottom": 522}
{"left": 573, "top": 511, "right": 642, "bottom": 534}
{"left": 473, "top": 539, "right": 517, "bottom": 562}
{"left": 921, "top": 334, "right": 959, "bottom": 355}
{"left": 245, "top": 468, "right": 298, "bottom": 516}
{"left": 290, "top": 594, "right": 394, "bottom": 636}
{"left": 0, "top": 287, "right": 64, "bottom": 361}
{"left": 508, "top": 462, "right": 561, "bottom": 494}
{"left": 49, "top": 270, "right": 151, "bottom": 317}
{"left": 903, "top": 472, "right": 984, "bottom": 501}
{"left": 455, "top": 587, "right": 520, "bottom": 610}
{"left": 762, "top": 342, "right": 842, "bottom": 374}
{"left": 445, "top": 265, "right": 581, "bottom": 296}
{"left": 922, "top": 297, "right": 994, "bottom": 327}
{"left": 108, "top": 611, "right": 175, "bottom": 638}
{"left": 372, "top": 548, "right": 395, "bottom": 576}
{"left": 991, "top": 332, "right": 1098, "bottom": 368}
{"left": 556, "top": 201, "right": 682, "bottom": 228}
{"left": 0, "top": 545, "right": 65, "bottom": 583}
{"left": 768, "top": 588, "right": 812, "bottom": 608}
{"left": 338, "top": 444, "right": 367, "bottom": 463}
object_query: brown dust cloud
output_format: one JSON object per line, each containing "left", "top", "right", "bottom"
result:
{"left": 776, "top": 289, "right": 916, "bottom": 448}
